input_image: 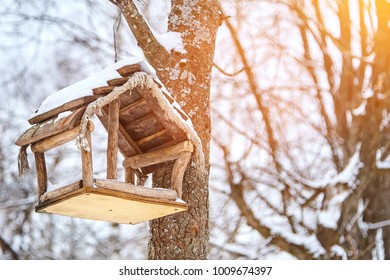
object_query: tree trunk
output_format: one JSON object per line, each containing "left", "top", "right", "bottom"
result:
{"left": 116, "top": 0, "right": 219, "bottom": 259}
{"left": 148, "top": 0, "right": 219, "bottom": 260}
{"left": 361, "top": 0, "right": 390, "bottom": 258}
{"left": 114, "top": 0, "right": 219, "bottom": 259}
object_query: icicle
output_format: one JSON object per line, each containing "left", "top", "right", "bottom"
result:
{"left": 18, "top": 145, "right": 30, "bottom": 176}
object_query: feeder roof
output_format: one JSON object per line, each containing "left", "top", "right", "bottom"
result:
{"left": 15, "top": 57, "right": 201, "bottom": 174}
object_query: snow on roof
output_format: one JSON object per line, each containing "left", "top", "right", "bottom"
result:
{"left": 32, "top": 57, "right": 158, "bottom": 117}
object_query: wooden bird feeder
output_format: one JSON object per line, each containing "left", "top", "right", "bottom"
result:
{"left": 16, "top": 59, "right": 201, "bottom": 224}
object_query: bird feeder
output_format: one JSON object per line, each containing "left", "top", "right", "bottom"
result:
{"left": 16, "top": 58, "right": 203, "bottom": 224}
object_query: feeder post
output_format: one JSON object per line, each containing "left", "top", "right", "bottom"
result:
{"left": 107, "top": 100, "right": 120, "bottom": 180}
{"left": 81, "top": 122, "right": 94, "bottom": 188}
{"left": 125, "top": 167, "right": 136, "bottom": 184}
{"left": 34, "top": 152, "right": 47, "bottom": 200}
{"left": 171, "top": 151, "right": 192, "bottom": 199}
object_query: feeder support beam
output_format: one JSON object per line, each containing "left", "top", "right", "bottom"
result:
{"left": 107, "top": 100, "right": 120, "bottom": 180}
{"left": 171, "top": 151, "right": 192, "bottom": 199}
{"left": 34, "top": 152, "right": 48, "bottom": 200}
{"left": 122, "top": 140, "right": 193, "bottom": 169}
{"left": 81, "top": 124, "right": 94, "bottom": 188}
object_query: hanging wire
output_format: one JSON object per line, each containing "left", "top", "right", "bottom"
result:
{"left": 113, "top": 11, "right": 122, "bottom": 62}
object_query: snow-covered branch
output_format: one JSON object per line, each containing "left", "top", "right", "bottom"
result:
{"left": 114, "top": 0, "right": 171, "bottom": 72}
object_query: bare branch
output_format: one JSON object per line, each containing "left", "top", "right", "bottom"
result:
{"left": 115, "top": 0, "right": 169, "bottom": 73}
{"left": 0, "top": 236, "right": 19, "bottom": 260}
{"left": 108, "top": 0, "right": 119, "bottom": 6}
{"left": 213, "top": 62, "right": 244, "bottom": 77}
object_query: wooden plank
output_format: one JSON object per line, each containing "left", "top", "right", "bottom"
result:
{"left": 107, "top": 77, "right": 129, "bottom": 87}
{"left": 117, "top": 89, "right": 142, "bottom": 109}
{"left": 171, "top": 152, "right": 192, "bottom": 199}
{"left": 118, "top": 122, "right": 143, "bottom": 154}
{"left": 36, "top": 186, "right": 187, "bottom": 224}
{"left": 31, "top": 125, "right": 81, "bottom": 153}
{"left": 95, "top": 179, "right": 177, "bottom": 200}
{"left": 146, "top": 139, "right": 177, "bottom": 153}
{"left": 98, "top": 111, "right": 140, "bottom": 157}
{"left": 127, "top": 111, "right": 156, "bottom": 126}
{"left": 125, "top": 168, "right": 135, "bottom": 184}
{"left": 34, "top": 153, "right": 47, "bottom": 200}
{"left": 119, "top": 97, "right": 146, "bottom": 113}
{"left": 125, "top": 112, "right": 165, "bottom": 142}
{"left": 107, "top": 100, "right": 120, "bottom": 180}
{"left": 93, "top": 86, "right": 115, "bottom": 95}
{"left": 119, "top": 100, "right": 151, "bottom": 125}
{"left": 123, "top": 140, "right": 193, "bottom": 169}
{"left": 135, "top": 87, "right": 187, "bottom": 142}
{"left": 117, "top": 64, "right": 141, "bottom": 77}
{"left": 81, "top": 127, "right": 93, "bottom": 188}
{"left": 40, "top": 181, "right": 81, "bottom": 203}
{"left": 28, "top": 96, "right": 97, "bottom": 125}
{"left": 138, "top": 133, "right": 176, "bottom": 154}
{"left": 136, "top": 129, "right": 168, "bottom": 146}
{"left": 16, "top": 107, "right": 86, "bottom": 147}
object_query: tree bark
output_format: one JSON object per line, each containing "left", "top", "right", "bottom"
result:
{"left": 361, "top": 0, "right": 390, "bottom": 258}
{"left": 116, "top": 0, "right": 219, "bottom": 259}
{"left": 148, "top": 0, "right": 219, "bottom": 260}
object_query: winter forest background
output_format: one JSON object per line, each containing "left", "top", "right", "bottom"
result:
{"left": 1, "top": 0, "right": 390, "bottom": 260}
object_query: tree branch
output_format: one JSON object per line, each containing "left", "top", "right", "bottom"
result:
{"left": 219, "top": 4, "right": 280, "bottom": 170}
{"left": 114, "top": 0, "right": 170, "bottom": 72}
{"left": 213, "top": 62, "right": 244, "bottom": 77}
{"left": 219, "top": 144, "right": 315, "bottom": 259}
{"left": 0, "top": 236, "right": 19, "bottom": 260}
{"left": 108, "top": 0, "right": 119, "bottom": 6}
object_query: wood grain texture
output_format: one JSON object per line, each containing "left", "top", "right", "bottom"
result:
{"left": 36, "top": 186, "right": 187, "bottom": 224}
{"left": 40, "top": 181, "right": 81, "bottom": 202}
{"left": 122, "top": 140, "right": 193, "bottom": 169}
{"left": 136, "top": 129, "right": 168, "bottom": 146}
{"left": 136, "top": 86, "right": 187, "bottom": 143}
{"left": 97, "top": 110, "right": 140, "bottom": 157}
{"left": 107, "top": 100, "right": 120, "bottom": 180}
{"left": 16, "top": 107, "right": 85, "bottom": 147}
{"left": 93, "top": 86, "right": 115, "bottom": 95}
{"left": 28, "top": 96, "right": 97, "bottom": 125}
{"left": 34, "top": 152, "right": 47, "bottom": 199}
{"left": 107, "top": 77, "right": 129, "bottom": 87}
{"left": 117, "top": 64, "right": 141, "bottom": 77}
{"left": 81, "top": 128, "right": 93, "bottom": 188}
{"left": 95, "top": 179, "right": 177, "bottom": 200}
{"left": 125, "top": 167, "right": 135, "bottom": 184}
{"left": 171, "top": 152, "right": 192, "bottom": 199}
{"left": 31, "top": 125, "right": 81, "bottom": 153}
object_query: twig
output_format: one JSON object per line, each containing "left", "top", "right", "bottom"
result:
{"left": 213, "top": 62, "right": 244, "bottom": 77}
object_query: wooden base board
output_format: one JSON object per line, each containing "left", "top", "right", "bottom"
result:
{"left": 36, "top": 187, "right": 187, "bottom": 224}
